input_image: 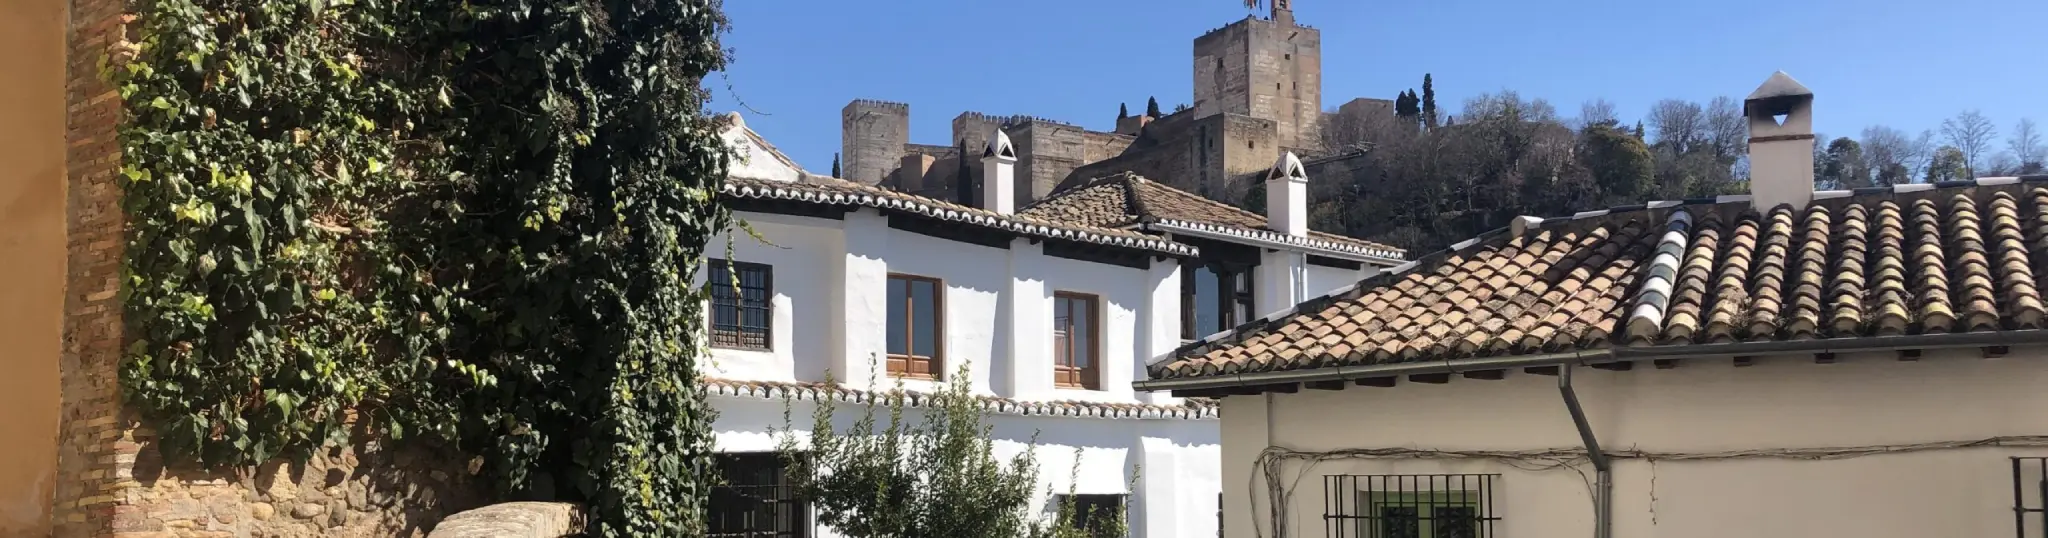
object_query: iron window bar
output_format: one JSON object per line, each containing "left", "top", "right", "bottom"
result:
{"left": 709, "top": 259, "right": 773, "bottom": 350}
{"left": 2015, "top": 457, "right": 2048, "bottom": 538}
{"left": 1324, "top": 474, "right": 1500, "bottom": 538}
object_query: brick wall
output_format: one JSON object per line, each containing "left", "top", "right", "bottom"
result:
{"left": 54, "top": 5, "right": 489, "bottom": 536}
{"left": 55, "top": 0, "right": 131, "bottom": 531}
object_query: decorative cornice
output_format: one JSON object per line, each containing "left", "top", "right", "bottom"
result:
{"left": 703, "top": 378, "right": 1220, "bottom": 420}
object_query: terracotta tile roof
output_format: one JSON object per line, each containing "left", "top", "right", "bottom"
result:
{"left": 703, "top": 378, "right": 1219, "bottom": 420}
{"left": 723, "top": 175, "right": 1198, "bottom": 257}
{"left": 1018, "top": 173, "right": 1406, "bottom": 260}
{"left": 1152, "top": 177, "right": 2048, "bottom": 380}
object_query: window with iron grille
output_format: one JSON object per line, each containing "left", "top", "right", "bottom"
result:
{"left": 2015, "top": 457, "right": 2048, "bottom": 538}
{"left": 709, "top": 259, "right": 772, "bottom": 350}
{"left": 1053, "top": 493, "right": 1126, "bottom": 538}
{"left": 709, "top": 452, "right": 808, "bottom": 538}
{"left": 1324, "top": 474, "right": 1499, "bottom": 538}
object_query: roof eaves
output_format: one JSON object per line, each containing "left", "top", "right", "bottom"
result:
{"left": 723, "top": 180, "right": 1201, "bottom": 257}
{"left": 1150, "top": 219, "right": 1406, "bottom": 263}
{"left": 705, "top": 378, "right": 1220, "bottom": 420}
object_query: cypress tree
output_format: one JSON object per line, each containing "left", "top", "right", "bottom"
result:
{"left": 1146, "top": 96, "right": 1162, "bottom": 118}
{"left": 1421, "top": 74, "right": 1438, "bottom": 129}
{"left": 1118, "top": 103, "right": 1129, "bottom": 119}
{"left": 830, "top": 153, "right": 842, "bottom": 177}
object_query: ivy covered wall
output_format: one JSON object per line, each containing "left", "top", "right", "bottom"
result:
{"left": 103, "top": 0, "right": 735, "bottom": 534}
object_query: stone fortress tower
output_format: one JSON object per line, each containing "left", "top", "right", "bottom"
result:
{"left": 841, "top": 0, "right": 1384, "bottom": 206}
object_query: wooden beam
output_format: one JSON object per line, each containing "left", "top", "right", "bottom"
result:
{"left": 1304, "top": 380, "right": 1347, "bottom": 391}
{"left": 1263, "top": 383, "right": 1300, "bottom": 394}
{"left": 1589, "top": 361, "right": 1633, "bottom": 371}
{"left": 1898, "top": 349, "right": 1922, "bottom": 361}
{"left": 1984, "top": 346, "right": 2010, "bottom": 358}
{"left": 1523, "top": 365, "right": 1560, "bottom": 376}
{"left": 1652, "top": 359, "right": 1680, "bottom": 369}
{"left": 1355, "top": 376, "right": 1397, "bottom": 388}
{"left": 1408, "top": 373, "right": 1451, "bottom": 384}
{"left": 1461, "top": 369, "right": 1506, "bottom": 381}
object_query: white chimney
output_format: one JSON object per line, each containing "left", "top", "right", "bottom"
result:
{"left": 1265, "top": 151, "right": 1308, "bottom": 236}
{"left": 1744, "top": 71, "right": 1816, "bottom": 211}
{"left": 981, "top": 128, "right": 1017, "bottom": 214}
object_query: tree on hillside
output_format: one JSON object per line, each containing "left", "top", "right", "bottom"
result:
{"left": 1578, "top": 98, "right": 1619, "bottom": 128}
{"left": 1927, "top": 145, "right": 1970, "bottom": 182}
{"left": 778, "top": 362, "right": 1132, "bottom": 538}
{"left": 1395, "top": 90, "right": 1420, "bottom": 122}
{"left": 2010, "top": 118, "right": 2044, "bottom": 174}
{"left": 1421, "top": 74, "right": 1439, "bottom": 129}
{"left": 1704, "top": 96, "right": 1746, "bottom": 160}
{"left": 1859, "top": 125, "right": 1915, "bottom": 186}
{"left": 1633, "top": 121, "right": 1646, "bottom": 140}
{"left": 1646, "top": 99, "right": 1706, "bottom": 155}
{"left": 1118, "top": 103, "right": 1129, "bottom": 120}
{"left": 1580, "top": 123, "right": 1655, "bottom": 198}
{"left": 1818, "top": 137, "right": 1867, "bottom": 189}
{"left": 1942, "top": 110, "right": 1998, "bottom": 177}
{"left": 1146, "top": 97, "right": 1163, "bottom": 118}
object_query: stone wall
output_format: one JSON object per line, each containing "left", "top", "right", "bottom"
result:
{"left": 109, "top": 427, "right": 484, "bottom": 538}
{"left": 840, "top": 100, "right": 910, "bottom": 184}
{"left": 1010, "top": 120, "right": 1091, "bottom": 205}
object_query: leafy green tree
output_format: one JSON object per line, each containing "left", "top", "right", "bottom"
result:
{"left": 1818, "top": 137, "right": 1867, "bottom": 188}
{"left": 779, "top": 361, "right": 1134, "bottom": 538}
{"left": 1927, "top": 145, "right": 1970, "bottom": 182}
{"left": 1579, "top": 123, "right": 1656, "bottom": 199}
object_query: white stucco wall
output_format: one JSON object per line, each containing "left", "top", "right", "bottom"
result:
{"left": 1303, "top": 263, "right": 1368, "bottom": 300}
{"left": 712, "top": 394, "right": 1221, "bottom": 538}
{"left": 1219, "top": 347, "right": 2048, "bottom": 538}
{"left": 699, "top": 206, "right": 1219, "bottom": 538}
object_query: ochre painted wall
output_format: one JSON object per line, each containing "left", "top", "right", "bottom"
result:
{"left": 0, "top": 0, "right": 71, "bottom": 531}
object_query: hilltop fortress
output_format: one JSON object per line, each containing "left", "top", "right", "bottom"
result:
{"left": 841, "top": 0, "right": 1394, "bottom": 206}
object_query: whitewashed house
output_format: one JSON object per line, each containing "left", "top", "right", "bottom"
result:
{"left": 1139, "top": 72, "right": 2048, "bottom": 538}
{"left": 699, "top": 114, "right": 1406, "bottom": 538}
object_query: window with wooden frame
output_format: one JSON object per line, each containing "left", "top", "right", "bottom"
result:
{"left": 886, "top": 274, "right": 944, "bottom": 378}
{"left": 1053, "top": 292, "right": 1101, "bottom": 390}
{"left": 709, "top": 259, "right": 773, "bottom": 350}
{"left": 1182, "top": 264, "right": 1254, "bottom": 341}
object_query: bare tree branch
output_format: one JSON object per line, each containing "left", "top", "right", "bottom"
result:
{"left": 1941, "top": 110, "right": 1998, "bottom": 177}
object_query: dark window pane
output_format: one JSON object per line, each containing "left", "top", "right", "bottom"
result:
{"left": 1074, "top": 299, "right": 1092, "bottom": 370}
{"left": 1378, "top": 506, "right": 1419, "bottom": 538}
{"left": 887, "top": 277, "right": 907, "bottom": 355}
{"left": 1433, "top": 506, "right": 1476, "bottom": 538}
{"left": 911, "top": 280, "right": 938, "bottom": 358}
{"left": 1194, "top": 267, "right": 1220, "bottom": 337}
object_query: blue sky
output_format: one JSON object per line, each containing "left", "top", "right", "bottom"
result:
{"left": 714, "top": 0, "right": 2046, "bottom": 172}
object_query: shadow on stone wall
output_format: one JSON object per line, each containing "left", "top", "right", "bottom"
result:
{"left": 117, "top": 413, "right": 487, "bottom": 537}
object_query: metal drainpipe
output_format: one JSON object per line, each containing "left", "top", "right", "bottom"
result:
{"left": 1558, "top": 365, "right": 1612, "bottom": 538}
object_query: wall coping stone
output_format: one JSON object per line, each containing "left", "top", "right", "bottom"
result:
{"left": 428, "top": 502, "right": 586, "bottom": 538}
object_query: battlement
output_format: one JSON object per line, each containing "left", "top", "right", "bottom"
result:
{"left": 844, "top": 99, "right": 910, "bottom": 112}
